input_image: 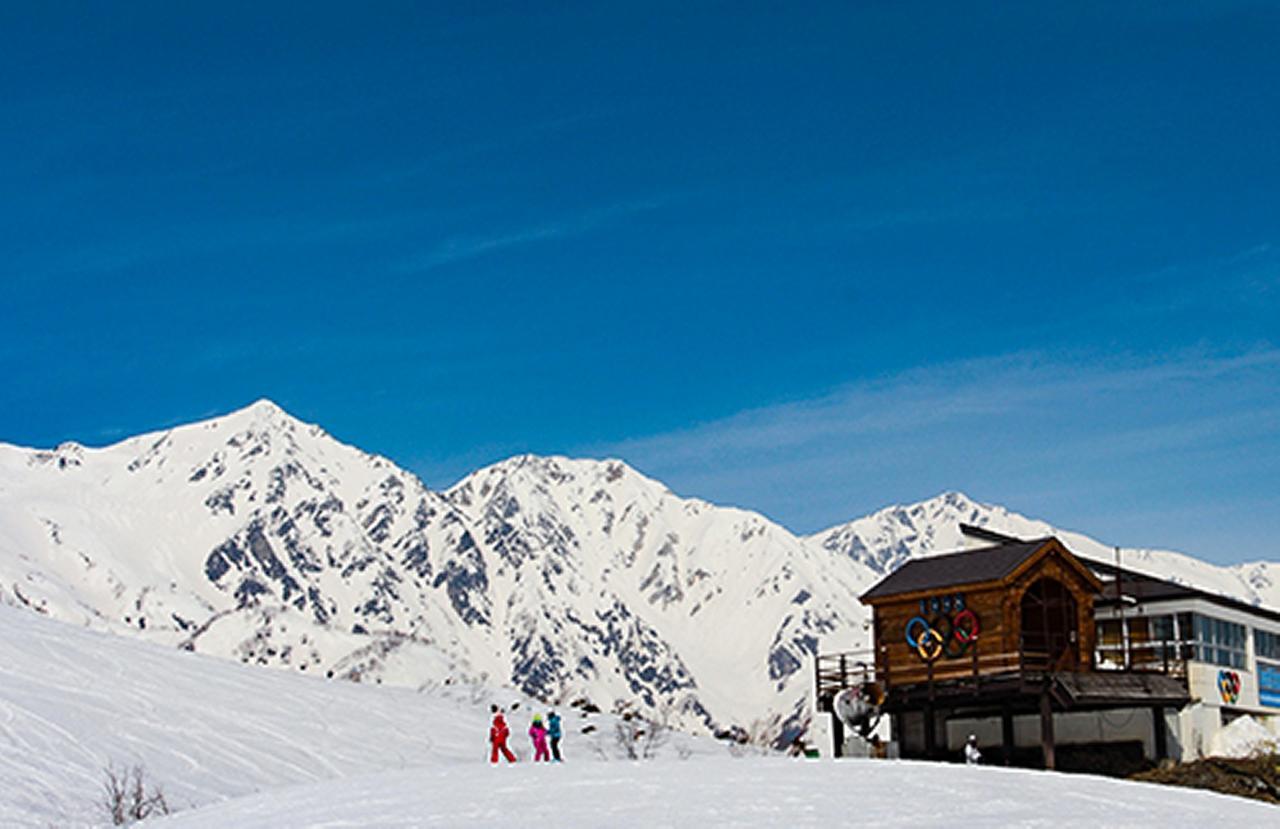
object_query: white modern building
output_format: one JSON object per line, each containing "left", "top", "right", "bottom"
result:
{"left": 1089, "top": 558, "right": 1280, "bottom": 759}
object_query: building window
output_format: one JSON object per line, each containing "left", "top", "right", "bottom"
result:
{"left": 1151, "top": 615, "right": 1175, "bottom": 641}
{"left": 1095, "top": 620, "right": 1124, "bottom": 668}
{"left": 1193, "top": 615, "right": 1246, "bottom": 669}
{"left": 1176, "top": 613, "right": 1195, "bottom": 661}
{"left": 1094, "top": 614, "right": 1184, "bottom": 670}
{"left": 1256, "top": 629, "right": 1280, "bottom": 662}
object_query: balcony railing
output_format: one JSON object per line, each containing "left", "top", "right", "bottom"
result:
{"left": 816, "top": 639, "right": 1060, "bottom": 702}
{"left": 1094, "top": 640, "right": 1189, "bottom": 677}
{"left": 818, "top": 636, "right": 1192, "bottom": 707}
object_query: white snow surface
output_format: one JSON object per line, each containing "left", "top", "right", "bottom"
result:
{"left": 151, "top": 759, "right": 1279, "bottom": 828}
{"left": 0, "top": 601, "right": 716, "bottom": 828}
{"left": 1210, "top": 715, "right": 1280, "bottom": 758}
{"left": 1, "top": 399, "right": 1277, "bottom": 747}
{"left": 3, "top": 601, "right": 1274, "bottom": 828}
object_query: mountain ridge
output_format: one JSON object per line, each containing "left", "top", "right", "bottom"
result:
{"left": 2, "top": 399, "right": 1276, "bottom": 744}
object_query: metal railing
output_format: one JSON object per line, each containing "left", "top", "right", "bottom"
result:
{"left": 820, "top": 636, "right": 1192, "bottom": 704}
{"left": 1094, "top": 641, "right": 1189, "bottom": 676}
{"left": 814, "top": 650, "right": 878, "bottom": 707}
{"left": 817, "top": 640, "right": 1059, "bottom": 701}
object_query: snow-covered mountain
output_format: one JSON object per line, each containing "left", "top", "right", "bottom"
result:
{"left": 444, "top": 454, "right": 874, "bottom": 736}
{"left": 809, "top": 491, "right": 1280, "bottom": 610}
{"left": 2, "top": 400, "right": 1276, "bottom": 747}
{"left": 0, "top": 401, "right": 873, "bottom": 743}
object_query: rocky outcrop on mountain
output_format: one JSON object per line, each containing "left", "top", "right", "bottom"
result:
{"left": 0, "top": 402, "right": 870, "bottom": 739}
{"left": 2, "top": 400, "right": 1275, "bottom": 743}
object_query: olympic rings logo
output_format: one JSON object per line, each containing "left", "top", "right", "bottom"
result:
{"left": 904, "top": 605, "right": 981, "bottom": 662}
{"left": 1218, "top": 670, "right": 1241, "bottom": 705}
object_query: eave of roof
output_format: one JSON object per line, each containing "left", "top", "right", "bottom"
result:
{"left": 860, "top": 538, "right": 1051, "bottom": 603}
{"left": 1086, "top": 558, "right": 1280, "bottom": 625}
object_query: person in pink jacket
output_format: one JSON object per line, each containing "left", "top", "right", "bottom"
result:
{"left": 529, "top": 714, "right": 551, "bottom": 762}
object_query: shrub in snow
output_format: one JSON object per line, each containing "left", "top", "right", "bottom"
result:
{"left": 101, "top": 763, "right": 170, "bottom": 826}
{"left": 610, "top": 702, "right": 673, "bottom": 760}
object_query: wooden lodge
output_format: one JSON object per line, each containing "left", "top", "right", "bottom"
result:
{"left": 864, "top": 535, "right": 1102, "bottom": 686}
{"left": 814, "top": 528, "right": 1199, "bottom": 771}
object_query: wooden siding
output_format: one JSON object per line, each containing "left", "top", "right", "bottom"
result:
{"left": 870, "top": 541, "right": 1099, "bottom": 688}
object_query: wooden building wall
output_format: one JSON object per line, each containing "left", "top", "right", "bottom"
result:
{"left": 870, "top": 546, "right": 1098, "bottom": 687}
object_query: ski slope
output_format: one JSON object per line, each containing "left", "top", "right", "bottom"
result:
{"left": 3, "top": 604, "right": 1276, "bottom": 827}
{"left": 153, "top": 759, "right": 1280, "bottom": 828}
{"left": 0, "top": 602, "right": 710, "bottom": 827}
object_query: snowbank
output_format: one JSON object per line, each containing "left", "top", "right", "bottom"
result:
{"left": 1210, "top": 715, "right": 1280, "bottom": 758}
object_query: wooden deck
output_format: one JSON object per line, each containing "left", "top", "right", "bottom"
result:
{"left": 816, "top": 639, "right": 1188, "bottom": 713}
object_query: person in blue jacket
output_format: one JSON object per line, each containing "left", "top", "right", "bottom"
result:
{"left": 547, "top": 710, "right": 563, "bottom": 762}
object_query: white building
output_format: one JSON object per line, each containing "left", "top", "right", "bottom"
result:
{"left": 1090, "top": 559, "right": 1280, "bottom": 759}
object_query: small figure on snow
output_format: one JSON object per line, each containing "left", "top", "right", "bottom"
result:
{"left": 529, "top": 714, "right": 551, "bottom": 762}
{"left": 964, "top": 733, "right": 981, "bottom": 765}
{"left": 490, "top": 704, "right": 517, "bottom": 764}
{"left": 547, "top": 710, "right": 564, "bottom": 762}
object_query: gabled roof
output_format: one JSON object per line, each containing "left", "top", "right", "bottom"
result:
{"left": 860, "top": 538, "right": 1052, "bottom": 602}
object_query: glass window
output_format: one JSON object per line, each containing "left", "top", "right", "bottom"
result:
{"left": 1191, "top": 614, "right": 1247, "bottom": 668}
{"left": 1096, "top": 620, "right": 1123, "bottom": 647}
{"left": 1151, "top": 615, "right": 1174, "bottom": 641}
{"left": 1094, "top": 620, "right": 1124, "bottom": 668}
{"left": 1256, "top": 629, "right": 1280, "bottom": 661}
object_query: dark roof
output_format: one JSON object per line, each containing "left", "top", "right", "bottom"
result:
{"left": 1054, "top": 671, "right": 1189, "bottom": 708}
{"left": 860, "top": 538, "right": 1052, "bottom": 601}
{"left": 1088, "top": 559, "right": 1280, "bottom": 625}
{"left": 957, "top": 523, "right": 1023, "bottom": 545}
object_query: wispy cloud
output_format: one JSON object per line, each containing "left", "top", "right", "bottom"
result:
{"left": 395, "top": 198, "right": 668, "bottom": 273}
{"left": 588, "top": 349, "right": 1280, "bottom": 560}
{"left": 602, "top": 350, "right": 1280, "bottom": 461}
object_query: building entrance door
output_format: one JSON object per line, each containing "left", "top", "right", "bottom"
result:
{"left": 1020, "top": 577, "right": 1078, "bottom": 669}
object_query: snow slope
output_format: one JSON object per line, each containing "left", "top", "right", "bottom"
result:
{"left": 3, "top": 601, "right": 1272, "bottom": 828}
{"left": 0, "top": 601, "right": 712, "bottom": 828}
{"left": 153, "top": 757, "right": 1278, "bottom": 828}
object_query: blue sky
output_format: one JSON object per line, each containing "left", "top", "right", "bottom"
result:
{"left": 2, "top": 3, "right": 1277, "bottom": 563}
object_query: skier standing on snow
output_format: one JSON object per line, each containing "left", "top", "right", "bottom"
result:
{"left": 489, "top": 704, "right": 517, "bottom": 764}
{"left": 964, "top": 733, "right": 981, "bottom": 765}
{"left": 529, "top": 714, "right": 551, "bottom": 762}
{"left": 547, "top": 710, "right": 563, "bottom": 762}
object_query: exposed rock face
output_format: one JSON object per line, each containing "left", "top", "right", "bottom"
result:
{"left": 0, "top": 402, "right": 871, "bottom": 739}
{"left": 2, "top": 400, "right": 1275, "bottom": 742}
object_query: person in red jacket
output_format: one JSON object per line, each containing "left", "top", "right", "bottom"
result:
{"left": 489, "top": 705, "right": 517, "bottom": 764}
